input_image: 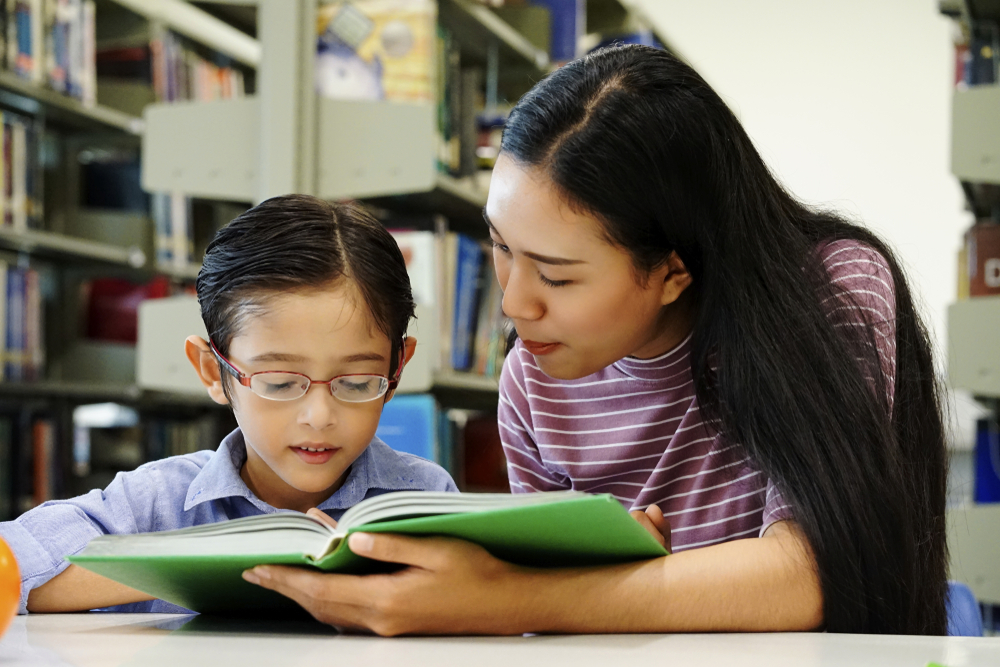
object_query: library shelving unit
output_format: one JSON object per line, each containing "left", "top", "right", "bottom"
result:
{"left": 139, "top": 0, "right": 668, "bottom": 409}
{"left": 0, "top": 0, "right": 261, "bottom": 518}
{"left": 939, "top": 0, "right": 1000, "bottom": 620}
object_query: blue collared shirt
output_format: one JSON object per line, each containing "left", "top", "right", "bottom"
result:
{"left": 0, "top": 428, "right": 457, "bottom": 614}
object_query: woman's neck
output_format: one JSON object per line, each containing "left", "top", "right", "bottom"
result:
{"left": 630, "top": 288, "right": 697, "bottom": 360}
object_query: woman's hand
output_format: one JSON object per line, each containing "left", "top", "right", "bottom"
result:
{"left": 242, "top": 533, "right": 532, "bottom": 636}
{"left": 629, "top": 504, "right": 671, "bottom": 551}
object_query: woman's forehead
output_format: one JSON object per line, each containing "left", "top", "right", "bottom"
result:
{"left": 486, "top": 156, "right": 612, "bottom": 255}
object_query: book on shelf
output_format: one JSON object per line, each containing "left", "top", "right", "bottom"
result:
{"left": 390, "top": 227, "right": 507, "bottom": 379}
{"left": 0, "top": 416, "right": 11, "bottom": 520}
{"left": 31, "top": 416, "right": 54, "bottom": 506}
{"left": 376, "top": 392, "right": 440, "bottom": 462}
{"left": 68, "top": 491, "right": 668, "bottom": 615}
{"left": 0, "top": 264, "right": 42, "bottom": 382}
{"left": 96, "top": 19, "right": 246, "bottom": 115}
{"left": 1, "top": 0, "right": 96, "bottom": 102}
{"left": 316, "top": 0, "right": 436, "bottom": 104}
{"left": 0, "top": 109, "right": 42, "bottom": 231}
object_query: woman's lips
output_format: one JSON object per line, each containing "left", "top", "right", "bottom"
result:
{"left": 291, "top": 446, "right": 340, "bottom": 465}
{"left": 522, "top": 339, "right": 561, "bottom": 355}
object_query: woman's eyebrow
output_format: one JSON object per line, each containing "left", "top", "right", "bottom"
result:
{"left": 483, "top": 208, "right": 585, "bottom": 266}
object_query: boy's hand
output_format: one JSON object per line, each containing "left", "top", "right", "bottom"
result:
{"left": 629, "top": 504, "right": 671, "bottom": 552}
{"left": 306, "top": 508, "right": 337, "bottom": 529}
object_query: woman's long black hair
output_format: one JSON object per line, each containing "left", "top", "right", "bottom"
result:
{"left": 501, "top": 45, "right": 947, "bottom": 635}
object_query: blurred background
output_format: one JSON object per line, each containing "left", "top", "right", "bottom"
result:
{"left": 0, "top": 0, "right": 995, "bottom": 634}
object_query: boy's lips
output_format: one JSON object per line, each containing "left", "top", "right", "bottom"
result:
{"left": 291, "top": 445, "right": 341, "bottom": 465}
{"left": 521, "top": 339, "right": 561, "bottom": 355}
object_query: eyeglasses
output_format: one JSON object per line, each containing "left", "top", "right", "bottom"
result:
{"left": 209, "top": 339, "right": 404, "bottom": 403}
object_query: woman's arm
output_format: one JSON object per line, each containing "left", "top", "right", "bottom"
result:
{"left": 26, "top": 565, "right": 154, "bottom": 612}
{"left": 243, "top": 519, "right": 822, "bottom": 636}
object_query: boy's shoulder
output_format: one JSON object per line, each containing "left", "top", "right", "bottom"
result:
{"left": 364, "top": 438, "right": 458, "bottom": 492}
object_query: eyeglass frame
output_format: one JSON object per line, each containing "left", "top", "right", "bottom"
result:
{"left": 208, "top": 337, "right": 406, "bottom": 403}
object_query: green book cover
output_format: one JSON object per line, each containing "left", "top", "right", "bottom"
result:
{"left": 69, "top": 492, "right": 667, "bottom": 616}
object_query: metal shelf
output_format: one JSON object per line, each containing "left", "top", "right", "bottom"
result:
{"left": 440, "top": 0, "right": 550, "bottom": 73}
{"left": 0, "top": 71, "right": 143, "bottom": 135}
{"left": 948, "top": 296, "right": 1000, "bottom": 398}
{"left": 109, "top": 0, "right": 260, "bottom": 68}
{"left": 432, "top": 370, "right": 499, "bottom": 393}
{"left": 367, "top": 174, "right": 489, "bottom": 234}
{"left": 0, "top": 380, "right": 219, "bottom": 406}
{"left": 0, "top": 228, "right": 146, "bottom": 268}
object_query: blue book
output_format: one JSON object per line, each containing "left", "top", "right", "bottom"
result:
{"left": 530, "top": 0, "right": 583, "bottom": 62}
{"left": 451, "top": 235, "right": 483, "bottom": 371}
{"left": 376, "top": 394, "right": 439, "bottom": 463}
{"left": 5, "top": 268, "right": 25, "bottom": 382}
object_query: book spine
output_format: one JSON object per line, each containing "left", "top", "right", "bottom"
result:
{"left": 31, "top": 417, "right": 54, "bottom": 506}
{"left": 2, "top": 117, "right": 10, "bottom": 228}
{"left": 10, "top": 119, "right": 26, "bottom": 232}
{"left": 28, "top": 0, "right": 41, "bottom": 83}
{"left": 24, "top": 268, "right": 40, "bottom": 380}
{"left": 0, "top": 261, "right": 6, "bottom": 382}
{"left": 5, "top": 267, "right": 22, "bottom": 381}
{"left": 451, "top": 235, "right": 483, "bottom": 371}
{"left": 80, "top": 0, "right": 94, "bottom": 106}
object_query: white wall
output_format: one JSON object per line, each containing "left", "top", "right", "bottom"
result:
{"left": 634, "top": 0, "right": 983, "bottom": 445}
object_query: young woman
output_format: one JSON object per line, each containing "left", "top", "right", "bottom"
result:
{"left": 244, "top": 45, "right": 947, "bottom": 636}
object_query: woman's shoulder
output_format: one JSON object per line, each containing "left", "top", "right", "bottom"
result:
{"left": 816, "top": 238, "right": 896, "bottom": 312}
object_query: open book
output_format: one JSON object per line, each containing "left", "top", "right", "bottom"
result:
{"left": 69, "top": 491, "right": 668, "bottom": 615}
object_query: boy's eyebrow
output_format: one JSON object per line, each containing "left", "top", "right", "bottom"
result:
{"left": 482, "top": 208, "right": 586, "bottom": 266}
{"left": 249, "top": 352, "right": 386, "bottom": 364}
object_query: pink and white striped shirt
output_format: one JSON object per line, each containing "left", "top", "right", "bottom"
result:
{"left": 499, "top": 240, "right": 897, "bottom": 551}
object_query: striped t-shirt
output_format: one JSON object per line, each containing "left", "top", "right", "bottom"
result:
{"left": 498, "top": 240, "right": 897, "bottom": 551}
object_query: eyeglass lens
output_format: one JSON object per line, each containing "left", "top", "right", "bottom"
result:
{"left": 248, "top": 373, "right": 389, "bottom": 402}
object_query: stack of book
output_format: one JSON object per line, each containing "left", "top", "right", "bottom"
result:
{"left": 1, "top": 0, "right": 97, "bottom": 104}
{"left": 0, "top": 262, "right": 44, "bottom": 383}
{"left": 0, "top": 109, "right": 42, "bottom": 231}
{"left": 391, "top": 228, "right": 508, "bottom": 378}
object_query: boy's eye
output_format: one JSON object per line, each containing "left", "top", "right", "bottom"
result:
{"left": 343, "top": 380, "right": 372, "bottom": 392}
{"left": 256, "top": 376, "right": 307, "bottom": 397}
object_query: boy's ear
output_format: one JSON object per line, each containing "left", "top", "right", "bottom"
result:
{"left": 185, "top": 335, "right": 229, "bottom": 406}
{"left": 384, "top": 336, "right": 417, "bottom": 404}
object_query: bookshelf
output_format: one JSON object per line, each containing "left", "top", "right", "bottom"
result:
{"left": 944, "top": 1, "right": 1000, "bottom": 401}
{"left": 0, "top": 0, "right": 250, "bottom": 518}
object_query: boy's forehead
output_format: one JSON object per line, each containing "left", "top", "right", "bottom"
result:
{"left": 232, "top": 285, "right": 389, "bottom": 355}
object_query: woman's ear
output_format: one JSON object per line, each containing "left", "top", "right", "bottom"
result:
{"left": 659, "top": 251, "right": 694, "bottom": 306}
{"left": 384, "top": 336, "right": 418, "bottom": 404}
{"left": 184, "top": 335, "right": 229, "bottom": 406}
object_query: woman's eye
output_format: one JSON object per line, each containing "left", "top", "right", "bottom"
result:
{"left": 539, "top": 274, "right": 570, "bottom": 288}
{"left": 490, "top": 239, "right": 510, "bottom": 254}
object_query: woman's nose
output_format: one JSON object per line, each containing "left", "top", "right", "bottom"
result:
{"left": 501, "top": 264, "right": 544, "bottom": 322}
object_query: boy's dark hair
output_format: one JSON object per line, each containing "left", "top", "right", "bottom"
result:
{"left": 196, "top": 195, "right": 415, "bottom": 395}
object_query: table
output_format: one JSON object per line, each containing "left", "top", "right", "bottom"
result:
{"left": 0, "top": 614, "right": 998, "bottom": 667}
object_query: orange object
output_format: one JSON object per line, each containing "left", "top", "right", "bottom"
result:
{"left": 0, "top": 538, "right": 19, "bottom": 636}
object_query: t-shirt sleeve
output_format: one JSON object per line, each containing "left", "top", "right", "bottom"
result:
{"left": 498, "top": 343, "right": 571, "bottom": 493}
{"left": 820, "top": 240, "right": 897, "bottom": 411}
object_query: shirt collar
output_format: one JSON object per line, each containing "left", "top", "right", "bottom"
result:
{"left": 612, "top": 331, "right": 694, "bottom": 381}
{"left": 184, "top": 428, "right": 428, "bottom": 513}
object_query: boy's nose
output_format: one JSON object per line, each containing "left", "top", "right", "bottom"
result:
{"left": 297, "top": 384, "right": 339, "bottom": 430}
